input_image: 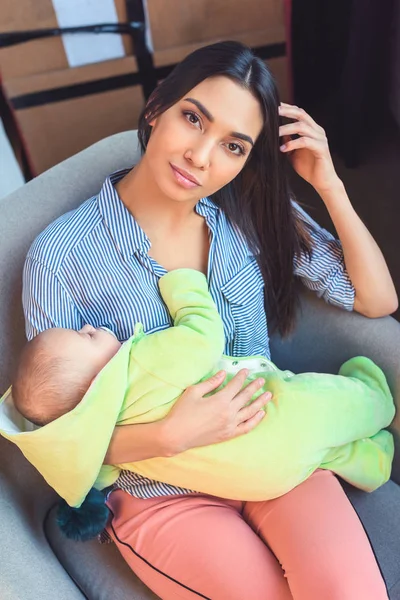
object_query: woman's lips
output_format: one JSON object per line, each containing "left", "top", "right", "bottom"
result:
{"left": 170, "top": 164, "right": 200, "bottom": 189}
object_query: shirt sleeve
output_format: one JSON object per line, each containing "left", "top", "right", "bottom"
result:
{"left": 293, "top": 203, "right": 355, "bottom": 311}
{"left": 23, "top": 255, "right": 84, "bottom": 340}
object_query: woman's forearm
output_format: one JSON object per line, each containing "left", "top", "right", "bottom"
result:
{"left": 317, "top": 179, "right": 398, "bottom": 318}
{"left": 103, "top": 420, "right": 175, "bottom": 464}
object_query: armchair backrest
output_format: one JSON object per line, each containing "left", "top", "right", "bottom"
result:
{"left": 0, "top": 131, "right": 141, "bottom": 392}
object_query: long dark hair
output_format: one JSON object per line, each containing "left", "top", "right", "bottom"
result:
{"left": 138, "top": 41, "right": 312, "bottom": 336}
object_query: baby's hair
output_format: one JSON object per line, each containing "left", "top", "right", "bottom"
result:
{"left": 13, "top": 333, "right": 87, "bottom": 427}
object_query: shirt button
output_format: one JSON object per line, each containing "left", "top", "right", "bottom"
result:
{"left": 232, "top": 361, "right": 239, "bottom": 366}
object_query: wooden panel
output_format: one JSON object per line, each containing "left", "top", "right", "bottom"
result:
{"left": 14, "top": 84, "right": 144, "bottom": 174}
{"left": 147, "top": 0, "right": 285, "bottom": 50}
{"left": 0, "top": 0, "right": 67, "bottom": 80}
{"left": 4, "top": 57, "right": 138, "bottom": 96}
{"left": 147, "top": 0, "right": 288, "bottom": 98}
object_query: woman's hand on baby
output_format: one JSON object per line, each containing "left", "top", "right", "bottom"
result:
{"left": 161, "top": 370, "right": 272, "bottom": 455}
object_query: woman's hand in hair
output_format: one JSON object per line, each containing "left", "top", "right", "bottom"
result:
{"left": 160, "top": 370, "right": 272, "bottom": 456}
{"left": 278, "top": 103, "right": 341, "bottom": 195}
{"left": 278, "top": 104, "right": 398, "bottom": 318}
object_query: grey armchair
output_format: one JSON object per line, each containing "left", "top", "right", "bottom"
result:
{"left": 1, "top": 131, "right": 399, "bottom": 600}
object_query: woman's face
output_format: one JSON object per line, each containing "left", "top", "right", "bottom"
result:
{"left": 144, "top": 76, "right": 264, "bottom": 202}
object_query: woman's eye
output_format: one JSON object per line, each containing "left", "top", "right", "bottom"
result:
{"left": 226, "top": 142, "right": 246, "bottom": 156}
{"left": 183, "top": 110, "right": 201, "bottom": 128}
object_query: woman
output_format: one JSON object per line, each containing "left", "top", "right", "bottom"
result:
{"left": 23, "top": 41, "right": 397, "bottom": 599}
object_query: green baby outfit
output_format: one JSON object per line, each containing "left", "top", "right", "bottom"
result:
{"left": 0, "top": 269, "right": 395, "bottom": 507}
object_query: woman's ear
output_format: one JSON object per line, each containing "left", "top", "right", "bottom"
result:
{"left": 144, "top": 104, "right": 157, "bottom": 128}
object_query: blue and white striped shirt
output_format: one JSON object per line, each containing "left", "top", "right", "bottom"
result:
{"left": 23, "top": 168, "right": 355, "bottom": 500}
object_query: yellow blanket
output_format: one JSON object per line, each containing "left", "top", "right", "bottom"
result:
{"left": 0, "top": 269, "right": 395, "bottom": 507}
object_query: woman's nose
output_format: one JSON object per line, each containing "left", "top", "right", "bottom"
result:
{"left": 184, "top": 141, "right": 212, "bottom": 170}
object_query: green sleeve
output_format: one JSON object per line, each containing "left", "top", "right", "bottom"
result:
{"left": 129, "top": 269, "right": 225, "bottom": 390}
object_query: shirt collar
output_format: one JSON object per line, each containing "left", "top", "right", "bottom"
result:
{"left": 197, "top": 196, "right": 219, "bottom": 212}
{"left": 195, "top": 196, "right": 220, "bottom": 234}
{"left": 97, "top": 169, "right": 150, "bottom": 259}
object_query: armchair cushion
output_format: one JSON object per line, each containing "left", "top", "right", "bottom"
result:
{"left": 45, "top": 505, "right": 160, "bottom": 600}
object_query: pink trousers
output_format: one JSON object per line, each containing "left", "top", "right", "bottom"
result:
{"left": 106, "top": 470, "right": 388, "bottom": 600}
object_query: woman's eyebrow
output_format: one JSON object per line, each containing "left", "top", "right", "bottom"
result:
{"left": 184, "top": 97, "right": 214, "bottom": 121}
{"left": 230, "top": 131, "right": 254, "bottom": 147}
{"left": 184, "top": 97, "right": 254, "bottom": 147}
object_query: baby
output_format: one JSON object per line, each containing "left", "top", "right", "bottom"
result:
{"left": 5, "top": 269, "right": 395, "bottom": 516}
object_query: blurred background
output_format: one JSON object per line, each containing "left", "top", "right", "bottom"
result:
{"left": 1, "top": 0, "right": 399, "bottom": 318}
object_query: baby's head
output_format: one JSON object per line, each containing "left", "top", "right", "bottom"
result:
{"left": 13, "top": 325, "right": 121, "bottom": 426}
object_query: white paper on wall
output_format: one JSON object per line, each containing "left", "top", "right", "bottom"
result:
{"left": 51, "top": 0, "right": 126, "bottom": 67}
{"left": 142, "top": 0, "right": 154, "bottom": 53}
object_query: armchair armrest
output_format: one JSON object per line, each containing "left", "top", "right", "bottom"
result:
{"left": 0, "top": 436, "right": 85, "bottom": 600}
{"left": 270, "top": 288, "right": 400, "bottom": 484}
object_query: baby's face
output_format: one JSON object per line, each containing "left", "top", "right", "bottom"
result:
{"left": 45, "top": 325, "right": 122, "bottom": 384}
{"left": 75, "top": 325, "right": 122, "bottom": 374}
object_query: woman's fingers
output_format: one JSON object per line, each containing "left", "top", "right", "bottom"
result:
{"left": 235, "top": 393, "right": 272, "bottom": 436}
{"left": 279, "top": 103, "right": 321, "bottom": 130}
{"left": 230, "top": 377, "right": 268, "bottom": 411}
{"left": 236, "top": 410, "right": 265, "bottom": 435}
{"left": 237, "top": 390, "right": 272, "bottom": 425}
{"left": 279, "top": 121, "right": 325, "bottom": 141}
{"left": 214, "top": 368, "right": 250, "bottom": 398}
{"left": 192, "top": 370, "right": 227, "bottom": 394}
{"left": 280, "top": 135, "right": 325, "bottom": 153}
{"left": 187, "top": 369, "right": 250, "bottom": 401}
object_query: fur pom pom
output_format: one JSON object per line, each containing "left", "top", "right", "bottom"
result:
{"left": 56, "top": 488, "right": 110, "bottom": 542}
